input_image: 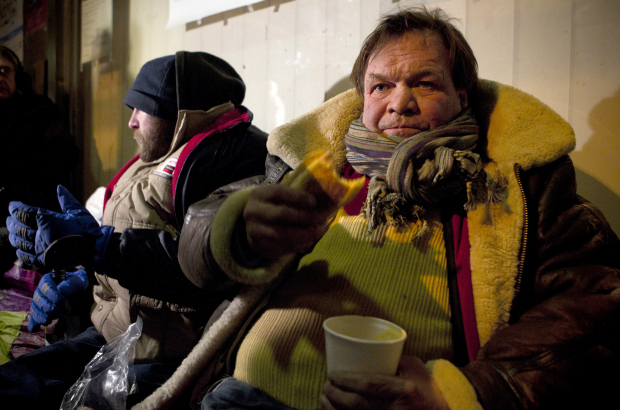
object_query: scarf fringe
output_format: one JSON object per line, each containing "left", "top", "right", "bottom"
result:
{"left": 464, "top": 169, "right": 508, "bottom": 212}
{"left": 363, "top": 170, "right": 508, "bottom": 240}
{"left": 361, "top": 186, "right": 428, "bottom": 241}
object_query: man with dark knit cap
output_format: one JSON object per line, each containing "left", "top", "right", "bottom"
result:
{"left": 0, "top": 51, "right": 268, "bottom": 409}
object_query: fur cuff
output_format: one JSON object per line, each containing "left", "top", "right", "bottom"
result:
{"left": 426, "top": 359, "right": 483, "bottom": 410}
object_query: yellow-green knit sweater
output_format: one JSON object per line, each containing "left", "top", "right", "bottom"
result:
{"left": 234, "top": 208, "right": 452, "bottom": 409}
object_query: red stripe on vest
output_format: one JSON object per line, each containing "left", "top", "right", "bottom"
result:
{"left": 103, "top": 154, "right": 140, "bottom": 214}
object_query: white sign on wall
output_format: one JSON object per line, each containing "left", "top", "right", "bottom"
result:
{"left": 167, "top": 0, "right": 256, "bottom": 28}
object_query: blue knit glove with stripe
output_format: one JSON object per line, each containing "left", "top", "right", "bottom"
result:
{"left": 28, "top": 269, "right": 89, "bottom": 332}
{"left": 6, "top": 185, "right": 113, "bottom": 270}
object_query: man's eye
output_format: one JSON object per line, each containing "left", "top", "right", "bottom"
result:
{"left": 373, "top": 84, "right": 388, "bottom": 92}
{"left": 419, "top": 81, "right": 435, "bottom": 88}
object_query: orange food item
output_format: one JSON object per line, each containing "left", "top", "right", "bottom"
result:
{"left": 282, "top": 149, "right": 365, "bottom": 209}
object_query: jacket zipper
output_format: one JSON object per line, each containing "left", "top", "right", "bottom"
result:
{"left": 513, "top": 164, "right": 528, "bottom": 299}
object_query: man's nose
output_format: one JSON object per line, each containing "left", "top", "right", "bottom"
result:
{"left": 128, "top": 108, "right": 139, "bottom": 129}
{"left": 388, "top": 86, "right": 417, "bottom": 115}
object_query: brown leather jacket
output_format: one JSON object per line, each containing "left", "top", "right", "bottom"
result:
{"left": 462, "top": 156, "right": 620, "bottom": 410}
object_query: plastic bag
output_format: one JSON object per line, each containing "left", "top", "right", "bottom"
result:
{"left": 60, "top": 317, "right": 143, "bottom": 410}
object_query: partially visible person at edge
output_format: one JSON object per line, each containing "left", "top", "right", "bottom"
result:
{"left": 1, "top": 51, "right": 268, "bottom": 409}
{"left": 128, "top": 7, "right": 617, "bottom": 410}
{"left": 0, "top": 45, "right": 78, "bottom": 272}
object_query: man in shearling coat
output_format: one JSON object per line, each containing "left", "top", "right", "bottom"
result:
{"left": 136, "top": 7, "right": 620, "bottom": 410}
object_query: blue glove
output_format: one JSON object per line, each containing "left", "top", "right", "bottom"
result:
{"left": 28, "top": 269, "right": 89, "bottom": 332}
{"left": 5, "top": 201, "right": 39, "bottom": 266}
{"left": 6, "top": 185, "right": 114, "bottom": 269}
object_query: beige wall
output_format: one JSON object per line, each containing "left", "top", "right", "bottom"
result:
{"left": 97, "top": 0, "right": 619, "bottom": 233}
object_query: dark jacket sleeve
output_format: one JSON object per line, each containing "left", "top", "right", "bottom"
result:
{"left": 102, "top": 229, "right": 237, "bottom": 310}
{"left": 173, "top": 122, "right": 268, "bottom": 225}
{"left": 462, "top": 155, "right": 620, "bottom": 410}
{"left": 178, "top": 154, "right": 287, "bottom": 289}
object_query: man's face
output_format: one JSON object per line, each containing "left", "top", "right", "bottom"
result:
{"left": 362, "top": 30, "right": 468, "bottom": 139}
{"left": 128, "top": 108, "right": 176, "bottom": 162}
{"left": 0, "top": 55, "right": 17, "bottom": 99}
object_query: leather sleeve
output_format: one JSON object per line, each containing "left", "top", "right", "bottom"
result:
{"left": 177, "top": 153, "right": 287, "bottom": 289}
{"left": 178, "top": 175, "right": 264, "bottom": 290}
{"left": 462, "top": 156, "right": 620, "bottom": 410}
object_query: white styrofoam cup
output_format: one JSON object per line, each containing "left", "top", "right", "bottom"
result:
{"left": 323, "top": 315, "right": 407, "bottom": 375}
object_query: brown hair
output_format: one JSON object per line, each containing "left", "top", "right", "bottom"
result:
{"left": 350, "top": 6, "right": 478, "bottom": 96}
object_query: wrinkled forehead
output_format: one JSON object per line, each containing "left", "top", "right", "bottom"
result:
{"left": 368, "top": 30, "right": 448, "bottom": 66}
{"left": 363, "top": 31, "right": 452, "bottom": 87}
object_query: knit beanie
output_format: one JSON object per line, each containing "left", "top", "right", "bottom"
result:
{"left": 123, "top": 55, "right": 178, "bottom": 122}
{"left": 174, "top": 51, "right": 245, "bottom": 111}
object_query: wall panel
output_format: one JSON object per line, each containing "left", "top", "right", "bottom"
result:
{"left": 181, "top": 23, "right": 202, "bottom": 51}
{"left": 325, "top": 0, "right": 360, "bottom": 100}
{"left": 220, "top": 10, "right": 245, "bottom": 77}
{"left": 293, "top": 0, "right": 326, "bottom": 118}
{"left": 198, "top": 16, "right": 223, "bottom": 57}
{"left": 241, "top": 5, "right": 270, "bottom": 129}
{"left": 513, "top": 0, "right": 572, "bottom": 120}
{"left": 467, "top": 0, "right": 514, "bottom": 85}
{"left": 128, "top": 0, "right": 152, "bottom": 78}
{"left": 265, "top": 0, "right": 296, "bottom": 131}
{"left": 360, "top": 0, "right": 382, "bottom": 42}
{"left": 568, "top": 0, "right": 620, "bottom": 232}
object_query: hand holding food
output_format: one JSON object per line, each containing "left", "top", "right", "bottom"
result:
{"left": 210, "top": 149, "right": 364, "bottom": 284}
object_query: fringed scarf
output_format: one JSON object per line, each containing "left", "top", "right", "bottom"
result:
{"left": 345, "top": 108, "right": 507, "bottom": 240}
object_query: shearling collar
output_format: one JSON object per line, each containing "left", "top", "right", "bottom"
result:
{"left": 267, "top": 79, "right": 575, "bottom": 174}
